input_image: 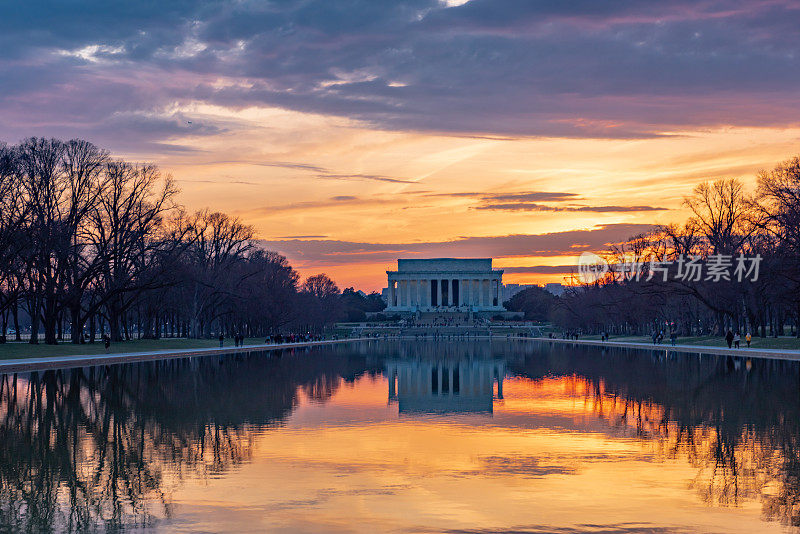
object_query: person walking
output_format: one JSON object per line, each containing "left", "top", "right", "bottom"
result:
{"left": 102, "top": 333, "right": 111, "bottom": 351}
{"left": 746, "top": 332, "right": 752, "bottom": 348}
{"left": 670, "top": 330, "right": 677, "bottom": 346}
{"left": 725, "top": 329, "right": 734, "bottom": 348}
{"left": 734, "top": 332, "right": 741, "bottom": 349}
{"left": 218, "top": 333, "right": 224, "bottom": 348}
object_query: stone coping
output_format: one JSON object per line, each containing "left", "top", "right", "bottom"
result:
{"left": 0, "top": 338, "right": 371, "bottom": 374}
{"left": 530, "top": 337, "right": 800, "bottom": 361}
{"left": 5, "top": 336, "right": 797, "bottom": 374}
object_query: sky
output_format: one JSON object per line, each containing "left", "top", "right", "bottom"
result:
{"left": 2, "top": 0, "right": 800, "bottom": 291}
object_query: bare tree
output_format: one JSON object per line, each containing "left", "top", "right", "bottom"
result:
{"left": 684, "top": 178, "right": 758, "bottom": 255}
{"left": 185, "top": 210, "right": 254, "bottom": 338}
{"left": 88, "top": 161, "right": 183, "bottom": 341}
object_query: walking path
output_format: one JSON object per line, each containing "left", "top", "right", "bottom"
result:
{"left": 0, "top": 338, "right": 370, "bottom": 373}
{"left": 533, "top": 337, "right": 800, "bottom": 361}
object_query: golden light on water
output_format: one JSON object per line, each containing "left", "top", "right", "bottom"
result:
{"left": 168, "top": 372, "right": 788, "bottom": 532}
{"left": 3, "top": 343, "right": 798, "bottom": 532}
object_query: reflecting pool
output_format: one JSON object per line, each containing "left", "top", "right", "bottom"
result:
{"left": 1, "top": 339, "right": 799, "bottom": 532}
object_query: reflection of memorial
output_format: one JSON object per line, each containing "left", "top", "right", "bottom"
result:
{"left": 386, "top": 357, "right": 505, "bottom": 414}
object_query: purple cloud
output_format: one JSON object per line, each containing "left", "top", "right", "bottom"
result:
{"left": 2, "top": 0, "right": 800, "bottom": 150}
{"left": 475, "top": 203, "right": 667, "bottom": 212}
{"left": 258, "top": 223, "right": 654, "bottom": 266}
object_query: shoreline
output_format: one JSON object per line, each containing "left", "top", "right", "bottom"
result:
{"left": 0, "top": 338, "right": 371, "bottom": 374}
{"left": 3, "top": 335, "right": 800, "bottom": 374}
{"left": 530, "top": 337, "right": 800, "bottom": 361}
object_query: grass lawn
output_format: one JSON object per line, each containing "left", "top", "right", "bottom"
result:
{"left": 0, "top": 337, "right": 269, "bottom": 360}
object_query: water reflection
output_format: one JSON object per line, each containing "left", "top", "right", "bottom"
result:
{"left": 0, "top": 340, "right": 800, "bottom": 532}
{"left": 509, "top": 342, "right": 800, "bottom": 528}
{"left": 386, "top": 347, "right": 504, "bottom": 414}
{"left": 0, "top": 346, "right": 380, "bottom": 532}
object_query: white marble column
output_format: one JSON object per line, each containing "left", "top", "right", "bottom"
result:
{"left": 394, "top": 280, "right": 401, "bottom": 306}
{"left": 389, "top": 278, "right": 396, "bottom": 307}
{"left": 471, "top": 279, "right": 476, "bottom": 306}
{"left": 425, "top": 279, "right": 430, "bottom": 307}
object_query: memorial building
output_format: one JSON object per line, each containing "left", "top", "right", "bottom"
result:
{"left": 384, "top": 258, "right": 506, "bottom": 314}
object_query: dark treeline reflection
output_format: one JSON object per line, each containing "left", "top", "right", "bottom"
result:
{"left": 510, "top": 342, "right": 800, "bottom": 528}
{"left": 0, "top": 344, "right": 380, "bottom": 533}
{"left": 4, "top": 340, "right": 800, "bottom": 531}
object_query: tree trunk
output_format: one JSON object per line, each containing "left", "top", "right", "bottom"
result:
{"left": 70, "top": 304, "right": 83, "bottom": 344}
{"left": 28, "top": 297, "right": 40, "bottom": 344}
{"left": 42, "top": 292, "right": 59, "bottom": 344}
{"left": 122, "top": 312, "right": 130, "bottom": 340}
{"left": 108, "top": 304, "right": 123, "bottom": 342}
{"left": 142, "top": 312, "right": 155, "bottom": 339}
{"left": 12, "top": 302, "right": 20, "bottom": 341}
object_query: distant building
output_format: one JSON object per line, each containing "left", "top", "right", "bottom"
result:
{"left": 500, "top": 283, "right": 538, "bottom": 303}
{"left": 544, "top": 283, "right": 565, "bottom": 296}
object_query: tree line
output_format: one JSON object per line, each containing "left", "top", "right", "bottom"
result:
{"left": 552, "top": 156, "right": 800, "bottom": 338}
{"left": 0, "top": 137, "right": 384, "bottom": 344}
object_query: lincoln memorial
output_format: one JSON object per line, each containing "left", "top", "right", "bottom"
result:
{"left": 385, "top": 258, "right": 505, "bottom": 313}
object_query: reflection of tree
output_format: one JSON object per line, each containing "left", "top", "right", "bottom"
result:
{"left": 509, "top": 343, "right": 800, "bottom": 528}
{"left": 0, "top": 345, "right": 378, "bottom": 532}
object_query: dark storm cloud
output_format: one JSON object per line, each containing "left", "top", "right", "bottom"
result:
{"left": 425, "top": 191, "right": 580, "bottom": 202}
{"left": 484, "top": 192, "right": 581, "bottom": 202}
{"left": 475, "top": 203, "right": 667, "bottom": 212}
{"left": 315, "top": 174, "right": 416, "bottom": 184}
{"left": 503, "top": 265, "right": 576, "bottom": 274}
{"left": 258, "top": 223, "right": 653, "bottom": 266}
{"left": 421, "top": 191, "right": 665, "bottom": 212}
{"left": 2, "top": 1, "right": 800, "bottom": 146}
{"left": 275, "top": 235, "right": 329, "bottom": 239}
{"left": 189, "top": 161, "right": 415, "bottom": 184}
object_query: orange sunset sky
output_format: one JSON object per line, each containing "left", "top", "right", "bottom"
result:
{"left": 158, "top": 122, "right": 800, "bottom": 291}
{"left": 3, "top": 1, "right": 800, "bottom": 291}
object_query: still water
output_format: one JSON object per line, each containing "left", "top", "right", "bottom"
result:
{"left": 1, "top": 339, "right": 799, "bottom": 533}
